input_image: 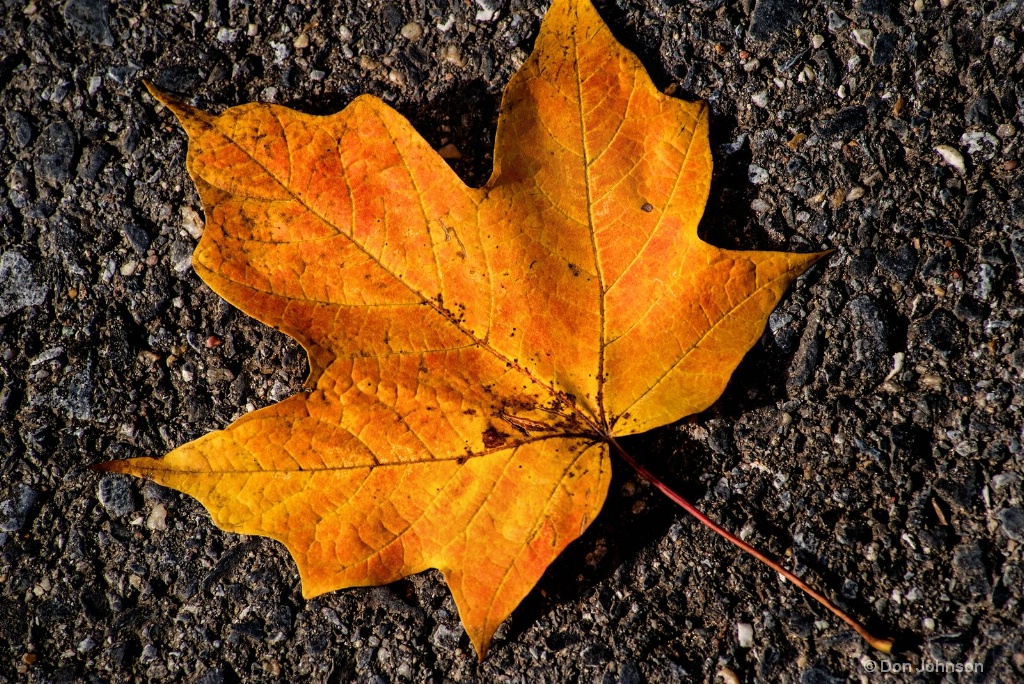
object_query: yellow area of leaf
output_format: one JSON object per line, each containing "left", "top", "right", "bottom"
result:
{"left": 95, "top": 0, "right": 823, "bottom": 658}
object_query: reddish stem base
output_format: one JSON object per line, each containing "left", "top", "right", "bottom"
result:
{"left": 608, "top": 437, "right": 893, "bottom": 654}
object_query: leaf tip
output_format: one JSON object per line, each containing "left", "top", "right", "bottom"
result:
{"left": 788, "top": 248, "right": 833, "bottom": 279}
{"left": 141, "top": 79, "right": 167, "bottom": 102}
{"left": 470, "top": 634, "right": 491, "bottom": 662}
{"left": 141, "top": 79, "right": 213, "bottom": 135}
{"left": 805, "top": 248, "right": 834, "bottom": 264}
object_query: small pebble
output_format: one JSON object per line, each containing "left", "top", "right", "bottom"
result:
{"left": 828, "top": 9, "right": 848, "bottom": 30}
{"left": 441, "top": 45, "right": 464, "bottom": 67}
{"left": 934, "top": 145, "right": 966, "bottom": 174}
{"left": 996, "top": 123, "right": 1016, "bottom": 139}
{"left": 400, "top": 22, "right": 423, "bottom": 41}
{"left": 852, "top": 28, "right": 873, "bottom": 49}
{"left": 960, "top": 131, "right": 999, "bottom": 159}
{"left": 270, "top": 42, "right": 289, "bottom": 64}
{"left": 997, "top": 507, "right": 1024, "bottom": 542}
{"left": 991, "top": 473, "right": 1021, "bottom": 492}
{"left": 181, "top": 206, "right": 204, "bottom": 238}
{"left": 748, "top": 164, "right": 770, "bottom": 185}
{"left": 976, "top": 263, "right": 995, "bottom": 300}
{"left": 140, "top": 644, "right": 158, "bottom": 663}
{"left": 146, "top": 504, "right": 168, "bottom": 531}
{"left": 476, "top": 7, "right": 496, "bottom": 22}
{"left": 846, "top": 186, "right": 865, "bottom": 201}
{"left": 829, "top": 187, "right": 846, "bottom": 208}
{"left": 737, "top": 622, "right": 754, "bottom": 648}
{"left": 98, "top": 476, "right": 137, "bottom": 517}
{"left": 811, "top": 34, "right": 825, "bottom": 49}
{"left": 35, "top": 121, "right": 77, "bottom": 186}
{"left": 293, "top": 33, "right": 309, "bottom": 49}
{"left": 0, "top": 485, "right": 38, "bottom": 532}
{"left": 438, "top": 143, "right": 462, "bottom": 159}
{"left": 717, "top": 667, "right": 740, "bottom": 684}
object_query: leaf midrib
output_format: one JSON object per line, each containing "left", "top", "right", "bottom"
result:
{"left": 128, "top": 434, "right": 599, "bottom": 474}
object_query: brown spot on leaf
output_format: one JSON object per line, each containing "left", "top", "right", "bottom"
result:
{"left": 482, "top": 426, "right": 508, "bottom": 449}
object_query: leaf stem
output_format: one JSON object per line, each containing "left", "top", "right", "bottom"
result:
{"left": 607, "top": 436, "right": 893, "bottom": 654}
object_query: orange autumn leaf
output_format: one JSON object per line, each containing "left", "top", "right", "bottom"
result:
{"left": 95, "top": 0, "right": 823, "bottom": 658}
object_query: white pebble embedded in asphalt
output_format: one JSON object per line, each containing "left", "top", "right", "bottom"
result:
{"left": 737, "top": 622, "right": 754, "bottom": 648}
{"left": 934, "top": 144, "right": 966, "bottom": 174}
{"left": 147, "top": 504, "right": 168, "bottom": 531}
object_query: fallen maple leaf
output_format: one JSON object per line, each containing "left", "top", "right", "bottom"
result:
{"left": 95, "top": 0, "right": 890, "bottom": 658}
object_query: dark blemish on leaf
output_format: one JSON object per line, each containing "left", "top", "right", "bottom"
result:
{"left": 641, "top": 202, "right": 653, "bottom": 212}
{"left": 568, "top": 263, "right": 581, "bottom": 277}
{"left": 438, "top": 220, "right": 467, "bottom": 258}
{"left": 482, "top": 427, "right": 507, "bottom": 449}
{"left": 499, "top": 412, "right": 554, "bottom": 435}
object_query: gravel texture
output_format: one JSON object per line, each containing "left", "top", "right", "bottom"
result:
{"left": 1, "top": 0, "right": 1023, "bottom": 681}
